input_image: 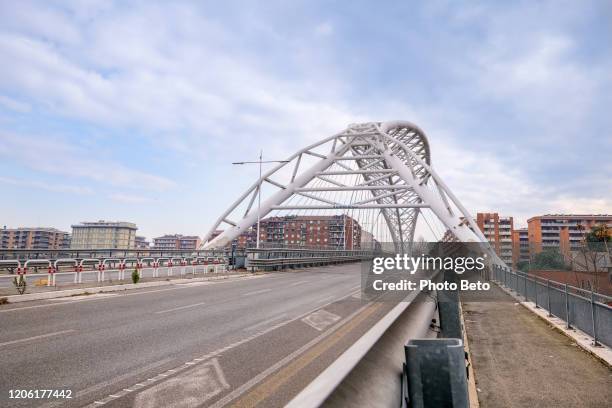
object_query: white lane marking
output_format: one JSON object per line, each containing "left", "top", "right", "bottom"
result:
{"left": 133, "top": 358, "right": 229, "bottom": 408}
{"left": 301, "top": 309, "right": 341, "bottom": 331}
{"left": 0, "top": 274, "right": 271, "bottom": 313}
{"left": 208, "top": 302, "right": 371, "bottom": 408}
{"left": 0, "top": 329, "right": 75, "bottom": 348}
{"left": 46, "top": 293, "right": 119, "bottom": 301}
{"left": 176, "top": 281, "right": 210, "bottom": 286}
{"left": 243, "top": 313, "right": 289, "bottom": 332}
{"left": 243, "top": 288, "right": 272, "bottom": 296}
{"left": 86, "top": 288, "right": 362, "bottom": 407}
{"left": 289, "top": 280, "right": 309, "bottom": 286}
{"left": 0, "top": 287, "right": 185, "bottom": 313}
{"left": 154, "top": 302, "right": 207, "bottom": 314}
{"left": 54, "top": 357, "right": 176, "bottom": 407}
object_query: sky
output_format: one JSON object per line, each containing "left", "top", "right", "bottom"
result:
{"left": 0, "top": 0, "right": 610, "bottom": 241}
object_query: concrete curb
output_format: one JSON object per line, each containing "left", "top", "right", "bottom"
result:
{"left": 459, "top": 302, "right": 480, "bottom": 408}
{"left": 494, "top": 282, "right": 612, "bottom": 368}
{"left": 4, "top": 273, "right": 258, "bottom": 304}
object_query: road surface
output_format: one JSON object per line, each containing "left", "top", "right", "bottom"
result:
{"left": 0, "top": 263, "right": 393, "bottom": 408}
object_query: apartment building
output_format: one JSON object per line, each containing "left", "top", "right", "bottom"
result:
{"left": 153, "top": 234, "right": 202, "bottom": 250}
{"left": 1, "top": 227, "right": 70, "bottom": 250}
{"left": 71, "top": 221, "right": 137, "bottom": 249}
{"left": 476, "top": 212, "right": 514, "bottom": 265}
{"left": 135, "top": 236, "right": 150, "bottom": 249}
{"left": 512, "top": 228, "right": 530, "bottom": 267}
{"left": 230, "top": 215, "right": 362, "bottom": 249}
{"left": 527, "top": 214, "right": 612, "bottom": 254}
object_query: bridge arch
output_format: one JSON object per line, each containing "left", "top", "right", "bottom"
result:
{"left": 202, "top": 121, "right": 502, "bottom": 265}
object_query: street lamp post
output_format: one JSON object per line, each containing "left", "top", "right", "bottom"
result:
{"left": 232, "top": 150, "right": 289, "bottom": 249}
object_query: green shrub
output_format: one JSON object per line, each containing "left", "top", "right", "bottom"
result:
{"left": 132, "top": 268, "right": 140, "bottom": 284}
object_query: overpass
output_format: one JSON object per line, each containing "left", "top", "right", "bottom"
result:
{"left": 0, "top": 121, "right": 609, "bottom": 407}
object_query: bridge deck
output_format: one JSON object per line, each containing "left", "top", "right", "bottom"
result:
{"left": 462, "top": 285, "right": 611, "bottom": 408}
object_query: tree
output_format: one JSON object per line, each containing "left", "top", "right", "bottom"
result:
{"left": 531, "top": 248, "right": 567, "bottom": 270}
{"left": 516, "top": 261, "right": 530, "bottom": 272}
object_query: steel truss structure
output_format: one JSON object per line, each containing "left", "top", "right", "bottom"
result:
{"left": 202, "top": 121, "right": 501, "bottom": 264}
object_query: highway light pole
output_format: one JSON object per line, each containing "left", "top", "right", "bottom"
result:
{"left": 232, "top": 151, "right": 289, "bottom": 249}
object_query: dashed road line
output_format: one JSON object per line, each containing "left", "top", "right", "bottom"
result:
{"left": 210, "top": 302, "right": 378, "bottom": 408}
{"left": 154, "top": 301, "right": 206, "bottom": 314}
{"left": 243, "top": 288, "right": 273, "bottom": 296}
{"left": 85, "top": 288, "right": 361, "bottom": 407}
{"left": 0, "top": 329, "right": 75, "bottom": 348}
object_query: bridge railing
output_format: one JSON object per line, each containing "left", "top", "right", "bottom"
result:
{"left": 0, "top": 256, "right": 230, "bottom": 293}
{"left": 245, "top": 248, "right": 376, "bottom": 270}
{"left": 0, "top": 248, "right": 229, "bottom": 261}
{"left": 491, "top": 265, "right": 612, "bottom": 348}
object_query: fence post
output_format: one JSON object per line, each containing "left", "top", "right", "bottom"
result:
{"left": 590, "top": 289, "right": 599, "bottom": 346}
{"left": 546, "top": 280, "right": 552, "bottom": 317}
{"left": 564, "top": 283, "right": 571, "bottom": 330}
{"left": 534, "top": 276, "right": 539, "bottom": 308}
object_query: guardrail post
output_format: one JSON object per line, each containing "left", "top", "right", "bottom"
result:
{"left": 590, "top": 288, "right": 599, "bottom": 346}
{"left": 564, "top": 283, "right": 571, "bottom": 330}
{"left": 438, "top": 278, "right": 462, "bottom": 339}
{"left": 546, "top": 280, "right": 552, "bottom": 317}
{"left": 404, "top": 338, "right": 469, "bottom": 408}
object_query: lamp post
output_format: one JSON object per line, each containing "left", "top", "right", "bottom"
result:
{"left": 232, "top": 150, "right": 289, "bottom": 249}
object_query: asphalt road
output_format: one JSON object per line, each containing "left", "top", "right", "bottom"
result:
{"left": 0, "top": 263, "right": 390, "bottom": 408}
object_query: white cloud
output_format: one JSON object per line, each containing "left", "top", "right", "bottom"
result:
{"left": 108, "top": 192, "right": 152, "bottom": 204}
{"left": 475, "top": 33, "right": 597, "bottom": 129}
{"left": 0, "top": 0, "right": 609, "bottom": 236}
{"left": 0, "top": 132, "right": 175, "bottom": 191}
{"left": 0, "top": 95, "right": 31, "bottom": 113}
{"left": 0, "top": 176, "right": 93, "bottom": 195}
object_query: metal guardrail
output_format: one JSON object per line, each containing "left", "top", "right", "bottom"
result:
{"left": 0, "top": 248, "right": 229, "bottom": 261}
{"left": 0, "top": 257, "right": 229, "bottom": 292}
{"left": 491, "top": 265, "right": 612, "bottom": 348}
{"left": 245, "top": 248, "right": 375, "bottom": 269}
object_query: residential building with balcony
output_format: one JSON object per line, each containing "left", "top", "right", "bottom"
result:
{"left": 152, "top": 234, "right": 202, "bottom": 250}
{"left": 1, "top": 227, "right": 70, "bottom": 250}
{"left": 527, "top": 214, "right": 612, "bottom": 255}
{"left": 70, "top": 221, "right": 137, "bottom": 249}
{"left": 476, "top": 212, "right": 514, "bottom": 265}
{"left": 135, "top": 236, "right": 150, "bottom": 249}
{"left": 233, "top": 215, "right": 362, "bottom": 249}
{"left": 512, "top": 228, "right": 530, "bottom": 268}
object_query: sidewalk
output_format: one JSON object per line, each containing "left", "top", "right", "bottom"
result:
{"left": 1, "top": 271, "right": 258, "bottom": 303}
{"left": 461, "top": 285, "right": 612, "bottom": 408}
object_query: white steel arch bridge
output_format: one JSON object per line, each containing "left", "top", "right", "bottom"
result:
{"left": 202, "top": 120, "right": 503, "bottom": 265}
